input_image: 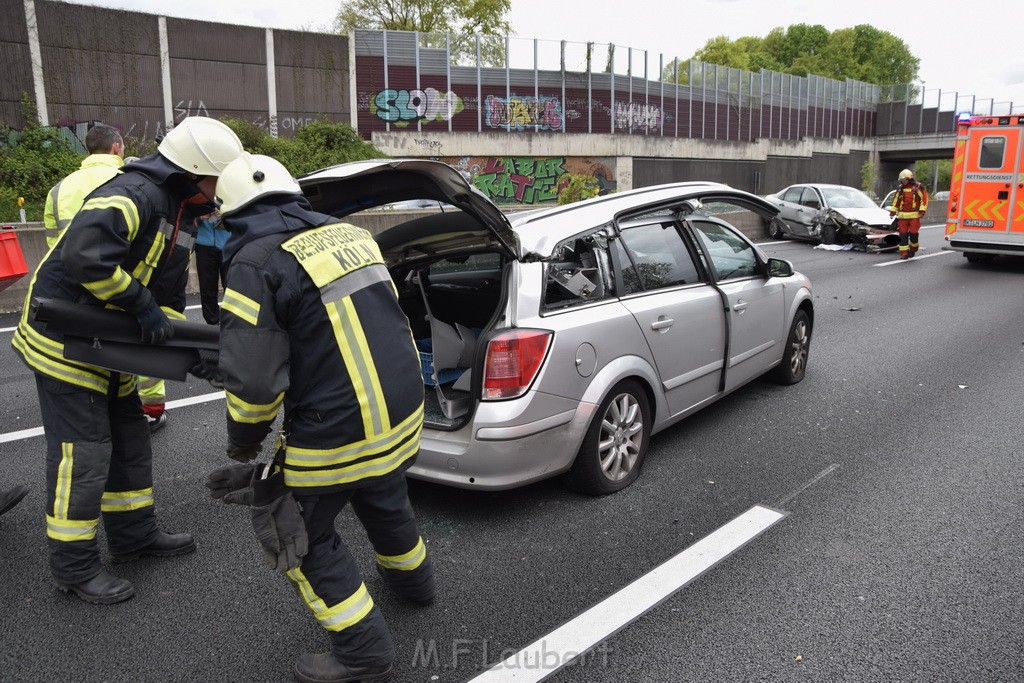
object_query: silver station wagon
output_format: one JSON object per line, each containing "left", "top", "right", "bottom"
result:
{"left": 300, "top": 160, "right": 814, "bottom": 495}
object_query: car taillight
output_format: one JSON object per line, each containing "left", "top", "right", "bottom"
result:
{"left": 482, "top": 329, "right": 552, "bottom": 400}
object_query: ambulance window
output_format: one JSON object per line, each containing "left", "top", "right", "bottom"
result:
{"left": 979, "top": 137, "right": 1005, "bottom": 169}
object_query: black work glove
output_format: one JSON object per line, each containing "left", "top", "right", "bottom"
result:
{"left": 250, "top": 468, "right": 308, "bottom": 572}
{"left": 205, "top": 463, "right": 259, "bottom": 505}
{"left": 227, "top": 438, "right": 262, "bottom": 463}
{"left": 136, "top": 300, "right": 174, "bottom": 345}
{"left": 189, "top": 349, "right": 225, "bottom": 389}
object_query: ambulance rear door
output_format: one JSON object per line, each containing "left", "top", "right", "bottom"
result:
{"left": 955, "top": 122, "right": 1023, "bottom": 239}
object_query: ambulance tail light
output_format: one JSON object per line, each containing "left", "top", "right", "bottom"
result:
{"left": 482, "top": 329, "right": 552, "bottom": 400}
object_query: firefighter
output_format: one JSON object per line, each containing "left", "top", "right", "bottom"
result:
{"left": 888, "top": 168, "right": 929, "bottom": 259}
{"left": 43, "top": 127, "right": 169, "bottom": 433}
{"left": 43, "top": 123, "right": 125, "bottom": 249}
{"left": 11, "top": 117, "right": 244, "bottom": 604}
{"left": 207, "top": 152, "right": 434, "bottom": 682}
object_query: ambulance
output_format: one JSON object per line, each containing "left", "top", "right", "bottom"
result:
{"left": 944, "top": 113, "right": 1024, "bottom": 263}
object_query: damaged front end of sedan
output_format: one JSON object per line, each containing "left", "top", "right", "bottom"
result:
{"left": 814, "top": 208, "right": 900, "bottom": 252}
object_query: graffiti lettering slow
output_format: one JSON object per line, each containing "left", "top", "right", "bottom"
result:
{"left": 484, "top": 95, "right": 563, "bottom": 131}
{"left": 372, "top": 88, "right": 464, "bottom": 125}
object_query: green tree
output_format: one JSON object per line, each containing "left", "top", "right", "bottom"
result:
{"left": 684, "top": 24, "right": 918, "bottom": 86}
{"left": 335, "top": 0, "right": 511, "bottom": 64}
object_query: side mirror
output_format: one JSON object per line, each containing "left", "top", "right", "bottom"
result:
{"left": 767, "top": 257, "right": 794, "bottom": 278}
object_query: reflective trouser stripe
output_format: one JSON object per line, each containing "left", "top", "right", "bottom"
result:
{"left": 138, "top": 376, "right": 165, "bottom": 404}
{"left": 376, "top": 537, "right": 427, "bottom": 571}
{"left": 286, "top": 571, "right": 375, "bottom": 633}
{"left": 101, "top": 488, "right": 154, "bottom": 512}
{"left": 54, "top": 442, "right": 74, "bottom": 518}
{"left": 46, "top": 515, "right": 98, "bottom": 542}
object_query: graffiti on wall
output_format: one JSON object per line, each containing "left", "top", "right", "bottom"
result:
{"left": 372, "top": 88, "right": 465, "bottom": 125}
{"left": 615, "top": 102, "right": 663, "bottom": 133}
{"left": 435, "top": 156, "right": 616, "bottom": 205}
{"left": 484, "top": 95, "right": 563, "bottom": 131}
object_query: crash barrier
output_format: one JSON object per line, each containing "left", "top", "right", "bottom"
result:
{"left": 32, "top": 298, "right": 218, "bottom": 381}
{"left": 0, "top": 226, "right": 29, "bottom": 294}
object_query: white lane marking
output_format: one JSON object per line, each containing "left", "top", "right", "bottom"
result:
{"left": 775, "top": 464, "right": 839, "bottom": 507}
{"left": 0, "top": 390, "right": 225, "bottom": 443}
{"left": 0, "top": 303, "right": 204, "bottom": 334}
{"left": 468, "top": 505, "right": 787, "bottom": 683}
{"left": 874, "top": 250, "right": 956, "bottom": 267}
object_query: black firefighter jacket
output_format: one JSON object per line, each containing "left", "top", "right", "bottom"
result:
{"left": 219, "top": 198, "right": 424, "bottom": 494}
{"left": 12, "top": 154, "right": 214, "bottom": 396}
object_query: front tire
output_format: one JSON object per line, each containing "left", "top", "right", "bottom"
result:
{"left": 767, "top": 217, "right": 786, "bottom": 240}
{"left": 771, "top": 309, "right": 811, "bottom": 385}
{"left": 564, "top": 380, "right": 651, "bottom": 496}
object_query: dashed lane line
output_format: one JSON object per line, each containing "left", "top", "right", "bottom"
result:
{"left": 468, "top": 505, "right": 788, "bottom": 682}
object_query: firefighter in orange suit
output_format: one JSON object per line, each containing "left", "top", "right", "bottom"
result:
{"left": 206, "top": 153, "right": 434, "bottom": 683}
{"left": 888, "top": 168, "right": 929, "bottom": 259}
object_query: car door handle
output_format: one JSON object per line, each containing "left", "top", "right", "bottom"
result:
{"left": 733, "top": 300, "right": 748, "bottom": 312}
{"left": 651, "top": 317, "right": 674, "bottom": 330}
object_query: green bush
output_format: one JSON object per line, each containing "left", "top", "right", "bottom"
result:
{"left": 0, "top": 125, "right": 82, "bottom": 222}
{"left": 557, "top": 173, "right": 601, "bottom": 205}
{"left": 0, "top": 113, "right": 385, "bottom": 223}
{"left": 222, "top": 117, "right": 383, "bottom": 177}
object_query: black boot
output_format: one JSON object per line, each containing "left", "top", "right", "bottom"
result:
{"left": 294, "top": 653, "right": 393, "bottom": 683}
{"left": 0, "top": 485, "right": 29, "bottom": 517}
{"left": 111, "top": 531, "right": 196, "bottom": 562}
{"left": 54, "top": 570, "right": 135, "bottom": 604}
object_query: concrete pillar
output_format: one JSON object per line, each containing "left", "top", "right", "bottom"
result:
{"left": 615, "top": 157, "right": 633, "bottom": 192}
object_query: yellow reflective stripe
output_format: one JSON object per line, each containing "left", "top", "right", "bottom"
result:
{"left": 221, "top": 289, "right": 259, "bottom": 326}
{"left": 81, "top": 196, "right": 140, "bottom": 241}
{"left": 46, "top": 515, "right": 98, "bottom": 542}
{"left": 54, "top": 442, "right": 74, "bottom": 519}
{"left": 376, "top": 537, "right": 427, "bottom": 571}
{"left": 101, "top": 488, "right": 154, "bottom": 512}
{"left": 131, "top": 241, "right": 163, "bottom": 285}
{"left": 12, "top": 330, "right": 109, "bottom": 393}
{"left": 118, "top": 375, "right": 137, "bottom": 397}
{"left": 286, "top": 572, "right": 375, "bottom": 633}
{"left": 82, "top": 267, "right": 133, "bottom": 300}
{"left": 285, "top": 425, "right": 420, "bottom": 488}
{"left": 163, "top": 307, "right": 186, "bottom": 321}
{"left": 285, "top": 405, "right": 422, "bottom": 466}
{"left": 327, "top": 299, "right": 388, "bottom": 437}
{"left": 226, "top": 390, "right": 283, "bottom": 424}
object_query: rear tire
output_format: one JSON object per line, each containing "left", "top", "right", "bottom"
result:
{"left": 564, "top": 380, "right": 651, "bottom": 496}
{"left": 771, "top": 309, "right": 811, "bottom": 385}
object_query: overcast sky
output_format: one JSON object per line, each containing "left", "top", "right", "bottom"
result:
{"left": 67, "top": 0, "right": 1024, "bottom": 113}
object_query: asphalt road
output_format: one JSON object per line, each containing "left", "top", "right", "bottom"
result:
{"left": 1, "top": 225, "right": 1022, "bottom": 682}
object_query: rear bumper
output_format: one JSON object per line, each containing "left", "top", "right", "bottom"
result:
{"left": 945, "top": 239, "right": 1024, "bottom": 256}
{"left": 406, "top": 395, "right": 596, "bottom": 490}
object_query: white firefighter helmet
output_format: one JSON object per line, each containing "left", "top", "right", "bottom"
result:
{"left": 898, "top": 168, "right": 914, "bottom": 180}
{"left": 216, "top": 152, "right": 301, "bottom": 216}
{"left": 158, "top": 117, "right": 243, "bottom": 176}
